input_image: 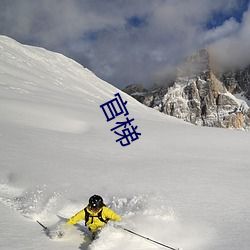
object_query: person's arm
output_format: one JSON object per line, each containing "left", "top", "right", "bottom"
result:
{"left": 67, "top": 209, "right": 85, "bottom": 225}
{"left": 103, "top": 207, "right": 122, "bottom": 222}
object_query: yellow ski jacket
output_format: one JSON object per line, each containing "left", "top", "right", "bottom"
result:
{"left": 67, "top": 206, "right": 121, "bottom": 233}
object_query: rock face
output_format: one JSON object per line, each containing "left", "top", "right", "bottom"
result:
{"left": 217, "top": 66, "right": 250, "bottom": 100}
{"left": 123, "top": 84, "right": 147, "bottom": 103}
{"left": 123, "top": 49, "right": 250, "bottom": 130}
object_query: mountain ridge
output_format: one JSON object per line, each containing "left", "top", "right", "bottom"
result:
{"left": 123, "top": 49, "right": 250, "bottom": 130}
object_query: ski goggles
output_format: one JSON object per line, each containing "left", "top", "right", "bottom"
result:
{"left": 89, "top": 205, "right": 101, "bottom": 212}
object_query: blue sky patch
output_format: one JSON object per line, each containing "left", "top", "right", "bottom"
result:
{"left": 126, "top": 15, "right": 147, "bottom": 28}
{"left": 206, "top": 0, "right": 249, "bottom": 29}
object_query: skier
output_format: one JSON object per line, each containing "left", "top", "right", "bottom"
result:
{"left": 66, "top": 194, "right": 121, "bottom": 239}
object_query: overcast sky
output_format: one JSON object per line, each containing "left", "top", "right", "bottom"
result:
{"left": 0, "top": 0, "right": 249, "bottom": 89}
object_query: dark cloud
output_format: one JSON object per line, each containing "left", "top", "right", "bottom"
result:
{"left": 0, "top": 0, "right": 249, "bottom": 89}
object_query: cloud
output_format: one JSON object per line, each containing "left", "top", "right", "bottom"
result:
{"left": 209, "top": 4, "right": 250, "bottom": 69}
{"left": 200, "top": 18, "right": 240, "bottom": 45}
{"left": 0, "top": 0, "right": 249, "bottom": 89}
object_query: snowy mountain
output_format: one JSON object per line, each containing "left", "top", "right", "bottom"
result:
{"left": 124, "top": 49, "right": 250, "bottom": 130}
{"left": 217, "top": 65, "right": 250, "bottom": 100}
{"left": 0, "top": 36, "right": 250, "bottom": 250}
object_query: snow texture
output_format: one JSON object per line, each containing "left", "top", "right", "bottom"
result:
{"left": 0, "top": 36, "right": 250, "bottom": 250}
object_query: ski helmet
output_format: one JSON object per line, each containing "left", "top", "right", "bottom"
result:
{"left": 89, "top": 195, "right": 104, "bottom": 210}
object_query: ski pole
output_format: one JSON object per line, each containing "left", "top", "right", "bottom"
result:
{"left": 37, "top": 220, "right": 48, "bottom": 231}
{"left": 122, "top": 227, "right": 180, "bottom": 250}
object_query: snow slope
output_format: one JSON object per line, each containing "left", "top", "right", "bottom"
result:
{"left": 0, "top": 35, "right": 250, "bottom": 250}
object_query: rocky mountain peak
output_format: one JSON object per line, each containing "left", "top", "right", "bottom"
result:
{"left": 177, "top": 49, "right": 210, "bottom": 78}
{"left": 123, "top": 49, "right": 250, "bottom": 130}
